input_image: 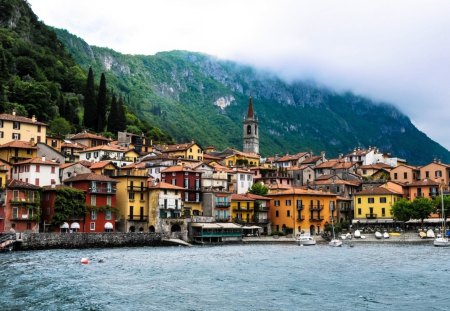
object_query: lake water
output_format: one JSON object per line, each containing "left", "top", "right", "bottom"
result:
{"left": 1, "top": 244, "right": 449, "bottom": 310}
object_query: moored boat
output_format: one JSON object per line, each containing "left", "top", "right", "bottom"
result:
{"left": 434, "top": 185, "right": 449, "bottom": 247}
{"left": 354, "top": 230, "right": 361, "bottom": 238}
{"left": 375, "top": 231, "right": 382, "bottom": 239}
{"left": 383, "top": 232, "right": 390, "bottom": 239}
{"left": 296, "top": 233, "right": 316, "bottom": 246}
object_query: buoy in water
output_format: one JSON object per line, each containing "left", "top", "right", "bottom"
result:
{"left": 81, "top": 257, "right": 89, "bottom": 264}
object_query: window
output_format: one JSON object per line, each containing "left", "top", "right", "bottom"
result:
{"left": 86, "top": 153, "right": 91, "bottom": 159}
{"left": 436, "top": 170, "right": 442, "bottom": 178}
{"left": 368, "top": 198, "right": 375, "bottom": 203}
{"left": 425, "top": 171, "right": 429, "bottom": 178}
{"left": 184, "top": 178, "right": 189, "bottom": 188}
{"left": 107, "top": 196, "right": 112, "bottom": 206}
{"left": 358, "top": 208, "right": 362, "bottom": 215}
{"left": 357, "top": 198, "right": 361, "bottom": 204}
{"left": 51, "top": 166, "right": 55, "bottom": 174}
{"left": 286, "top": 200, "right": 291, "bottom": 206}
{"left": 91, "top": 210, "right": 97, "bottom": 220}
{"left": 51, "top": 179, "right": 56, "bottom": 184}
{"left": 91, "top": 195, "right": 96, "bottom": 206}
{"left": 185, "top": 192, "right": 189, "bottom": 201}
{"left": 12, "top": 133, "right": 20, "bottom": 140}
{"left": 247, "top": 125, "right": 252, "bottom": 134}
{"left": 12, "top": 207, "right": 18, "bottom": 219}
{"left": 404, "top": 172, "right": 408, "bottom": 179}
{"left": 196, "top": 193, "right": 200, "bottom": 202}
{"left": 382, "top": 208, "right": 386, "bottom": 216}
{"left": 129, "top": 192, "right": 135, "bottom": 200}
{"left": 394, "top": 173, "right": 398, "bottom": 179}
{"left": 140, "top": 193, "right": 144, "bottom": 201}
{"left": 37, "top": 125, "right": 41, "bottom": 133}
{"left": 94, "top": 152, "right": 99, "bottom": 158}
{"left": 0, "top": 120, "right": 2, "bottom": 128}
{"left": 0, "top": 131, "right": 3, "bottom": 138}
{"left": 37, "top": 136, "right": 41, "bottom": 143}
{"left": 275, "top": 210, "right": 279, "bottom": 217}
{"left": 51, "top": 140, "right": 57, "bottom": 147}
{"left": 35, "top": 178, "right": 39, "bottom": 186}
{"left": 240, "top": 175, "right": 245, "bottom": 181}
{"left": 380, "top": 197, "right": 387, "bottom": 203}
{"left": 287, "top": 210, "right": 290, "bottom": 217}
{"left": 90, "top": 222, "right": 95, "bottom": 231}
{"left": 274, "top": 200, "right": 280, "bottom": 207}
{"left": 13, "top": 121, "right": 20, "bottom": 130}
{"left": 172, "top": 179, "right": 176, "bottom": 186}
{"left": 105, "top": 210, "right": 112, "bottom": 220}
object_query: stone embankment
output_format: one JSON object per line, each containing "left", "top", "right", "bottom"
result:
{"left": 14, "top": 233, "right": 187, "bottom": 250}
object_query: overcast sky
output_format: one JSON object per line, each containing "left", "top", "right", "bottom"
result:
{"left": 28, "top": 0, "right": 450, "bottom": 150}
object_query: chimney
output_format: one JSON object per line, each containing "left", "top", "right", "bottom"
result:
{"left": 12, "top": 109, "right": 16, "bottom": 116}
{"left": 42, "top": 156, "right": 46, "bottom": 162}
{"left": 32, "top": 115, "right": 36, "bottom": 122}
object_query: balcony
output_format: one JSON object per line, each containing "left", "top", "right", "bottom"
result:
{"left": 128, "top": 215, "right": 148, "bottom": 221}
{"left": 11, "top": 214, "right": 37, "bottom": 221}
{"left": 309, "top": 205, "right": 324, "bottom": 211}
{"left": 215, "top": 202, "right": 231, "bottom": 208}
{"left": 309, "top": 216, "right": 324, "bottom": 221}
{"left": 159, "top": 205, "right": 181, "bottom": 210}
{"left": 89, "top": 187, "right": 116, "bottom": 194}
{"left": 128, "top": 186, "right": 148, "bottom": 192}
{"left": 297, "top": 215, "right": 305, "bottom": 221}
{"left": 296, "top": 205, "right": 304, "bottom": 210}
{"left": 366, "top": 213, "right": 377, "bottom": 219}
{"left": 257, "top": 206, "right": 269, "bottom": 212}
{"left": 10, "top": 198, "right": 39, "bottom": 205}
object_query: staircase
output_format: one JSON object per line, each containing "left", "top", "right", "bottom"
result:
{"left": 0, "top": 233, "right": 16, "bottom": 251}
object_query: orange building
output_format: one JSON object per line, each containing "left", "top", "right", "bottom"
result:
{"left": 419, "top": 162, "right": 450, "bottom": 186}
{"left": 390, "top": 164, "right": 420, "bottom": 184}
{"left": 268, "top": 187, "right": 337, "bottom": 236}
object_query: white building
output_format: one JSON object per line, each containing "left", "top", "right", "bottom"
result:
{"left": 12, "top": 157, "right": 60, "bottom": 186}
{"left": 234, "top": 169, "right": 254, "bottom": 194}
{"left": 79, "top": 145, "right": 130, "bottom": 166}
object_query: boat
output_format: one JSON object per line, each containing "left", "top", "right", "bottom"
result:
{"left": 296, "top": 233, "right": 316, "bottom": 246}
{"left": 329, "top": 208, "right": 342, "bottom": 247}
{"left": 354, "top": 230, "right": 361, "bottom": 238}
{"left": 383, "top": 232, "right": 390, "bottom": 239}
{"left": 434, "top": 185, "right": 449, "bottom": 247}
{"left": 375, "top": 231, "right": 382, "bottom": 239}
{"left": 427, "top": 229, "right": 435, "bottom": 238}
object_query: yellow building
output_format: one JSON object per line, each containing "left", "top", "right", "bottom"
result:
{"left": 156, "top": 141, "right": 204, "bottom": 161}
{"left": 113, "top": 168, "right": 149, "bottom": 232}
{"left": 90, "top": 160, "right": 119, "bottom": 176}
{"left": 124, "top": 149, "right": 140, "bottom": 163}
{"left": 231, "top": 194, "right": 255, "bottom": 224}
{"left": 353, "top": 187, "right": 402, "bottom": 221}
{"left": 224, "top": 149, "right": 260, "bottom": 167}
{"left": 0, "top": 160, "right": 9, "bottom": 188}
{"left": 0, "top": 141, "right": 38, "bottom": 163}
{"left": 269, "top": 188, "right": 336, "bottom": 236}
{"left": 0, "top": 112, "right": 47, "bottom": 145}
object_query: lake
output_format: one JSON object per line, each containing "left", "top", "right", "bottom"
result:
{"left": 1, "top": 244, "right": 449, "bottom": 310}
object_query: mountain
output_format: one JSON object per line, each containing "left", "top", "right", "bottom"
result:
{"left": 55, "top": 29, "right": 450, "bottom": 164}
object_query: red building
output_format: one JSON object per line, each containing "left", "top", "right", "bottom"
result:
{"left": 63, "top": 173, "right": 118, "bottom": 232}
{"left": 1, "top": 180, "right": 40, "bottom": 233}
{"left": 161, "top": 165, "right": 203, "bottom": 216}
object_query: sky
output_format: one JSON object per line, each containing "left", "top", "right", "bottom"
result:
{"left": 28, "top": 0, "right": 450, "bottom": 150}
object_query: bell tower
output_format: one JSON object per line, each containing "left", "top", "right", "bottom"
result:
{"left": 243, "top": 97, "right": 259, "bottom": 154}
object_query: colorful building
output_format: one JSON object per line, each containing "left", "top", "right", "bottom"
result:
{"left": 353, "top": 187, "right": 402, "bottom": 223}
{"left": 0, "top": 141, "right": 38, "bottom": 163}
{"left": 0, "top": 112, "right": 47, "bottom": 145}
{"left": 12, "top": 157, "right": 60, "bottom": 186}
{"left": 268, "top": 188, "right": 336, "bottom": 236}
{"left": 231, "top": 194, "right": 255, "bottom": 224}
{"left": 155, "top": 141, "right": 204, "bottom": 161}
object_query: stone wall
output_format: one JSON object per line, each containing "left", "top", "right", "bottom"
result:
{"left": 16, "top": 232, "right": 173, "bottom": 250}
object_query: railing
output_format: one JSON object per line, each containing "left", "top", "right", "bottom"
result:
{"left": 414, "top": 193, "right": 423, "bottom": 198}
{"left": 309, "top": 205, "right": 324, "bottom": 211}
{"left": 159, "top": 205, "right": 181, "bottom": 210}
{"left": 128, "top": 186, "right": 148, "bottom": 192}
{"left": 366, "top": 214, "right": 377, "bottom": 219}
{"left": 309, "top": 216, "right": 324, "bottom": 221}
{"left": 89, "top": 187, "right": 116, "bottom": 194}
{"left": 297, "top": 205, "right": 304, "bottom": 210}
{"left": 128, "top": 215, "right": 148, "bottom": 221}
{"left": 194, "top": 231, "right": 242, "bottom": 237}
{"left": 297, "top": 215, "right": 305, "bottom": 221}
{"left": 215, "top": 202, "right": 231, "bottom": 208}
{"left": 0, "top": 233, "right": 16, "bottom": 244}
{"left": 11, "top": 214, "right": 36, "bottom": 221}
{"left": 257, "top": 206, "right": 269, "bottom": 212}
{"left": 10, "top": 199, "right": 39, "bottom": 205}
{"left": 233, "top": 208, "right": 254, "bottom": 212}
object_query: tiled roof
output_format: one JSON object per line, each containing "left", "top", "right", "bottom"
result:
{"left": 63, "top": 173, "right": 117, "bottom": 183}
{"left": 356, "top": 187, "right": 402, "bottom": 196}
{"left": 121, "top": 162, "right": 147, "bottom": 169}
{"left": 268, "top": 187, "right": 336, "bottom": 197}
{"left": 0, "top": 141, "right": 37, "bottom": 149}
{"left": 59, "top": 162, "right": 77, "bottom": 169}
{"left": 203, "top": 154, "right": 222, "bottom": 160}
{"left": 69, "top": 132, "right": 110, "bottom": 141}
{"left": 149, "top": 182, "right": 185, "bottom": 190}
{"left": 276, "top": 152, "right": 309, "bottom": 162}
{"left": 61, "top": 141, "right": 87, "bottom": 149}
{"left": 315, "top": 160, "right": 340, "bottom": 169}
{"left": 155, "top": 142, "right": 197, "bottom": 153}
{"left": 406, "top": 179, "right": 441, "bottom": 187}
{"left": 14, "top": 157, "right": 60, "bottom": 166}
{"left": 244, "top": 193, "right": 270, "bottom": 200}
{"left": 0, "top": 113, "right": 47, "bottom": 126}
{"left": 231, "top": 194, "right": 254, "bottom": 201}
{"left": 89, "top": 160, "right": 118, "bottom": 169}
{"left": 7, "top": 179, "right": 40, "bottom": 189}
{"left": 77, "top": 160, "right": 93, "bottom": 168}
{"left": 80, "top": 144, "right": 127, "bottom": 152}
{"left": 161, "top": 165, "right": 196, "bottom": 173}
{"left": 300, "top": 155, "right": 323, "bottom": 164}
{"left": 315, "top": 174, "right": 337, "bottom": 181}
{"left": 359, "top": 163, "right": 392, "bottom": 169}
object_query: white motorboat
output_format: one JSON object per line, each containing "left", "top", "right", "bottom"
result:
{"left": 375, "top": 231, "right": 382, "bottom": 239}
{"left": 296, "top": 233, "right": 316, "bottom": 246}
{"left": 354, "top": 230, "right": 361, "bottom": 238}
{"left": 427, "top": 229, "right": 435, "bottom": 238}
{"left": 329, "top": 239, "right": 343, "bottom": 247}
{"left": 434, "top": 185, "right": 449, "bottom": 247}
{"left": 383, "top": 232, "right": 390, "bottom": 239}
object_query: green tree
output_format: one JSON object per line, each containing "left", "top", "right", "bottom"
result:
{"left": 433, "top": 194, "right": 450, "bottom": 217}
{"left": 107, "top": 93, "right": 119, "bottom": 133}
{"left": 50, "top": 188, "right": 86, "bottom": 226}
{"left": 391, "top": 198, "right": 413, "bottom": 222}
{"left": 83, "top": 67, "right": 96, "bottom": 129}
{"left": 97, "top": 72, "right": 107, "bottom": 132}
{"left": 49, "top": 117, "right": 72, "bottom": 137}
{"left": 248, "top": 182, "right": 269, "bottom": 196}
{"left": 117, "top": 95, "right": 127, "bottom": 131}
{"left": 411, "top": 197, "right": 435, "bottom": 225}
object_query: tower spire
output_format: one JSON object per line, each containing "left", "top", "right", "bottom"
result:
{"left": 247, "top": 96, "right": 254, "bottom": 119}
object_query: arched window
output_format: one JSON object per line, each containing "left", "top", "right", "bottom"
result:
{"left": 247, "top": 125, "right": 252, "bottom": 135}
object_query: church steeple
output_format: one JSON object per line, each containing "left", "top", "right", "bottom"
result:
{"left": 243, "top": 97, "right": 259, "bottom": 154}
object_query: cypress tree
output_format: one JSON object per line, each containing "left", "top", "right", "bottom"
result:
{"left": 97, "top": 73, "right": 107, "bottom": 132}
{"left": 83, "top": 67, "right": 96, "bottom": 130}
{"left": 107, "top": 93, "right": 119, "bottom": 133}
{"left": 117, "top": 95, "right": 127, "bottom": 131}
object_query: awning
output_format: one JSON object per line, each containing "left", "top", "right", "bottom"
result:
{"left": 104, "top": 222, "right": 113, "bottom": 230}
{"left": 70, "top": 222, "right": 80, "bottom": 229}
{"left": 60, "top": 222, "right": 69, "bottom": 229}
{"left": 406, "top": 218, "right": 450, "bottom": 224}
{"left": 218, "top": 223, "right": 242, "bottom": 229}
{"left": 352, "top": 219, "right": 395, "bottom": 224}
{"left": 191, "top": 223, "right": 222, "bottom": 229}
{"left": 243, "top": 225, "right": 262, "bottom": 229}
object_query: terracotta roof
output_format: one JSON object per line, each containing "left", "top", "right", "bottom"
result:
{"left": 247, "top": 97, "right": 254, "bottom": 118}
{"left": 162, "top": 165, "right": 197, "bottom": 173}
{"left": 314, "top": 179, "right": 360, "bottom": 186}
{"left": 226, "top": 149, "right": 260, "bottom": 159}
{"left": 0, "top": 141, "right": 37, "bottom": 149}
{"left": 61, "top": 141, "right": 87, "bottom": 149}
{"left": 406, "top": 179, "right": 441, "bottom": 187}
{"left": 77, "top": 160, "right": 93, "bottom": 168}
{"left": 155, "top": 142, "right": 197, "bottom": 153}
{"left": 121, "top": 162, "right": 147, "bottom": 169}
{"left": 315, "top": 174, "right": 337, "bottom": 181}
{"left": 149, "top": 182, "right": 185, "bottom": 190}
{"left": 69, "top": 132, "right": 110, "bottom": 141}
{"left": 14, "top": 157, "right": 60, "bottom": 166}
{"left": 0, "top": 113, "right": 47, "bottom": 126}
{"left": 276, "top": 152, "right": 309, "bottom": 163}
{"left": 393, "top": 164, "right": 420, "bottom": 171}
{"left": 244, "top": 193, "right": 270, "bottom": 200}
{"left": 7, "top": 179, "right": 40, "bottom": 189}
{"left": 286, "top": 164, "right": 312, "bottom": 171}
{"left": 231, "top": 194, "right": 254, "bottom": 201}
{"left": 332, "top": 162, "right": 355, "bottom": 169}
{"left": 315, "top": 160, "right": 340, "bottom": 169}
{"left": 355, "top": 187, "right": 402, "bottom": 196}
{"left": 63, "top": 173, "right": 117, "bottom": 183}
{"left": 359, "top": 163, "right": 392, "bottom": 169}
{"left": 81, "top": 144, "right": 127, "bottom": 152}
{"left": 59, "top": 162, "right": 77, "bottom": 169}
{"left": 42, "top": 185, "right": 81, "bottom": 191}
{"left": 300, "top": 155, "right": 323, "bottom": 165}
{"left": 268, "top": 187, "right": 336, "bottom": 197}
{"left": 203, "top": 154, "right": 222, "bottom": 160}
{"left": 89, "top": 160, "right": 118, "bottom": 169}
